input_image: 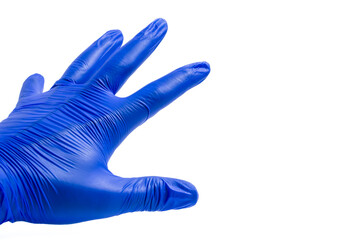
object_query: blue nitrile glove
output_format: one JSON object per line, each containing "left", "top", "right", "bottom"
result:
{"left": 0, "top": 18, "right": 210, "bottom": 224}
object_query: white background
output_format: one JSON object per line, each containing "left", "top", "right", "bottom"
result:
{"left": 0, "top": 0, "right": 360, "bottom": 239}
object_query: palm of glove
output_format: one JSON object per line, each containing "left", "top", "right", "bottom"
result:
{"left": 0, "top": 19, "right": 210, "bottom": 224}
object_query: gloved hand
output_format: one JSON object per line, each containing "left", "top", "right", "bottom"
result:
{"left": 0, "top": 18, "right": 210, "bottom": 224}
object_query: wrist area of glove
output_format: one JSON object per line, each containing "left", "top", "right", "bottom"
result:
{"left": 0, "top": 167, "right": 15, "bottom": 224}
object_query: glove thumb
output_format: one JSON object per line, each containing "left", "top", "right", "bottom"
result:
{"left": 19, "top": 73, "right": 44, "bottom": 99}
{"left": 117, "top": 176, "right": 199, "bottom": 213}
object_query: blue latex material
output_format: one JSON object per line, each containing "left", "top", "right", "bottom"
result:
{"left": 0, "top": 18, "right": 210, "bottom": 224}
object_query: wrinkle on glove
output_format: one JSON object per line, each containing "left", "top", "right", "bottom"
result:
{"left": 0, "top": 18, "right": 210, "bottom": 224}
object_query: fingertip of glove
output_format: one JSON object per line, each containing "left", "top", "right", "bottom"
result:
{"left": 162, "top": 178, "right": 199, "bottom": 210}
{"left": 153, "top": 18, "right": 168, "bottom": 30}
{"left": 141, "top": 18, "right": 168, "bottom": 39}
{"left": 186, "top": 182, "right": 199, "bottom": 208}
{"left": 104, "top": 29, "right": 122, "bottom": 37}
{"left": 177, "top": 181, "right": 199, "bottom": 209}
{"left": 99, "top": 29, "right": 123, "bottom": 45}
{"left": 192, "top": 61, "right": 210, "bottom": 74}
{"left": 154, "top": 18, "right": 168, "bottom": 36}
{"left": 187, "top": 62, "right": 211, "bottom": 84}
{"left": 26, "top": 73, "right": 44, "bottom": 84}
{"left": 29, "top": 73, "right": 44, "bottom": 79}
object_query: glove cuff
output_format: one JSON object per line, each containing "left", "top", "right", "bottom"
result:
{"left": 0, "top": 167, "right": 14, "bottom": 224}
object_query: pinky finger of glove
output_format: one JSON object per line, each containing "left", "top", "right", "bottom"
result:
{"left": 19, "top": 73, "right": 44, "bottom": 99}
